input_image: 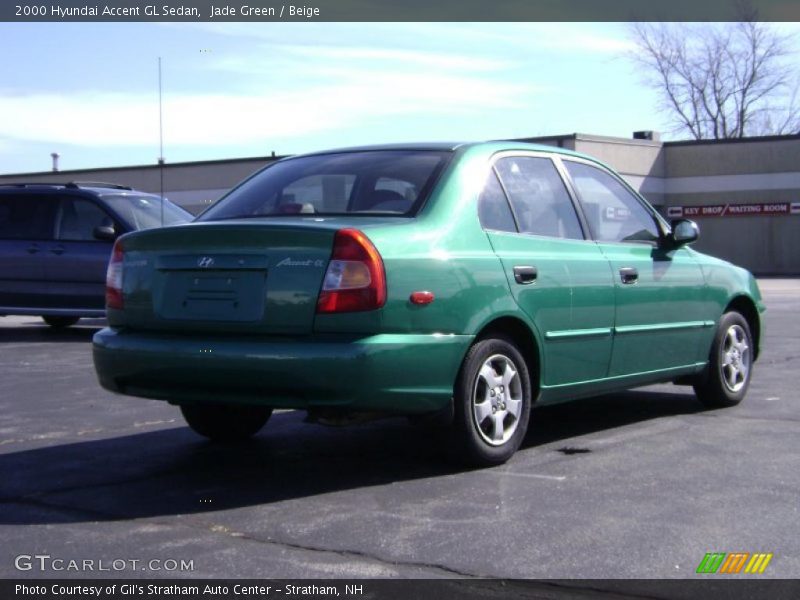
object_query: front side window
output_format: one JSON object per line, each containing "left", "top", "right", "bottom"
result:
{"left": 494, "top": 157, "right": 584, "bottom": 240}
{"left": 0, "top": 195, "right": 56, "bottom": 240}
{"left": 56, "top": 198, "right": 113, "bottom": 241}
{"left": 199, "top": 150, "right": 450, "bottom": 220}
{"left": 563, "top": 161, "right": 660, "bottom": 244}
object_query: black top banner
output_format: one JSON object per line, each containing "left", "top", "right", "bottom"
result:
{"left": 3, "top": 0, "right": 800, "bottom": 22}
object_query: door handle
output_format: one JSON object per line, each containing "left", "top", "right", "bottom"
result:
{"left": 26, "top": 244, "right": 40, "bottom": 254}
{"left": 513, "top": 265, "right": 538, "bottom": 285}
{"left": 49, "top": 246, "right": 65, "bottom": 255}
{"left": 619, "top": 267, "right": 638, "bottom": 284}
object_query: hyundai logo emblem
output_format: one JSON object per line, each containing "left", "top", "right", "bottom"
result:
{"left": 197, "top": 257, "right": 215, "bottom": 268}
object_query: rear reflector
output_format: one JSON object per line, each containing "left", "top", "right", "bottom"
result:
{"left": 410, "top": 291, "right": 435, "bottom": 305}
{"left": 106, "top": 239, "right": 124, "bottom": 310}
{"left": 317, "top": 229, "right": 386, "bottom": 313}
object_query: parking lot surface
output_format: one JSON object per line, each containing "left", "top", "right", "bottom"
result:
{"left": 0, "top": 280, "right": 798, "bottom": 580}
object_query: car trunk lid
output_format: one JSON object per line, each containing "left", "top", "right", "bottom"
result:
{"left": 117, "top": 220, "right": 341, "bottom": 335}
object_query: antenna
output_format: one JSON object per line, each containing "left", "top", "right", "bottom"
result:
{"left": 158, "top": 56, "right": 165, "bottom": 226}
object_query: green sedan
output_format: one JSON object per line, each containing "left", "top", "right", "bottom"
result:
{"left": 93, "top": 142, "right": 764, "bottom": 466}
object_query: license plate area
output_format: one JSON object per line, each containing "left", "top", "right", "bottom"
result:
{"left": 159, "top": 271, "right": 266, "bottom": 322}
{"left": 156, "top": 255, "right": 267, "bottom": 322}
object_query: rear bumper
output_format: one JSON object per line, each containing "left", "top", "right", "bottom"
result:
{"left": 93, "top": 328, "right": 472, "bottom": 414}
{"left": 0, "top": 306, "right": 105, "bottom": 318}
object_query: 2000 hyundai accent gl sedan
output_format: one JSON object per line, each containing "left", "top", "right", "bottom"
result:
{"left": 93, "top": 142, "right": 764, "bottom": 465}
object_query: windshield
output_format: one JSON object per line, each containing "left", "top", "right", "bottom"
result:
{"left": 102, "top": 194, "right": 191, "bottom": 230}
{"left": 198, "top": 150, "right": 451, "bottom": 221}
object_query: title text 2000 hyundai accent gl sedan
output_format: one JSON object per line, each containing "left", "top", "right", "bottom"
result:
{"left": 93, "top": 142, "right": 764, "bottom": 465}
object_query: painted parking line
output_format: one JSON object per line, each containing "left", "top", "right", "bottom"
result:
{"left": 482, "top": 470, "right": 567, "bottom": 482}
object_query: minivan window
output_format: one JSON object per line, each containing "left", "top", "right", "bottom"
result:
{"left": 102, "top": 194, "right": 190, "bottom": 230}
{"left": 0, "top": 196, "right": 56, "bottom": 240}
{"left": 56, "top": 198, "right": 113, "bottom": 241}
{"left": 199, "top": 151, "right": 451, "bottom": 220}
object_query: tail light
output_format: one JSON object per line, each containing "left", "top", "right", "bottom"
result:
{"left": 317, "top": 229, "right": 386, "bottom": 313}
{"left": 105, "top": 239, "right": 124, "bottom": 310}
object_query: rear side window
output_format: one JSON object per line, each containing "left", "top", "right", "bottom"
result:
{"left": 0, "top": 195, "right": 56, "bottom": 240}
{"left": 563, "top": 161, "right": 660, "bottom": 244}
{"left": 494, "top": 157, "right": 584, "bottom": 240}
{"left": 199, "top": 150, "right": 450, "bottom": 220}
{"left": 478, "top": 170, "right": 517, "bottom": 233}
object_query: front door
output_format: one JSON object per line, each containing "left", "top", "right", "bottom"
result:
{"left": 561, "top": 158, "right": 709, "bottom": 377}
{"left": 46, "top": 196, "right": 117, "bottom": 310}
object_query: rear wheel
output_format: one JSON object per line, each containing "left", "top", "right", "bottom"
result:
{"left": 694, "top": 311, "right": 753, "bottom": 408}
{"left": 42, "top": 316, "right": 80, "bottom": 328}
{"left": 450, "top": 336, "right": 532, "bottom": 466}
{"left": 180, "top": 404, "right": 272, "bottom": 442}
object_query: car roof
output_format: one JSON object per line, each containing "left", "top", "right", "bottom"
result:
{"left": 0, "top": 182, "right": 153, "bottom": 197}
{"left": 301, "top": 142, "right": 467, "bottom": 155}
{"left": 290, "top": 140, "right": 590, "bottom": 161}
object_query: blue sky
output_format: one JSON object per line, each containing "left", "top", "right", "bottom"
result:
{"left": 0, "top": 22, "right": 748, "bottom": 174}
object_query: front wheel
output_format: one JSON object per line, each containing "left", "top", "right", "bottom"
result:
{"left": 694, "top": 311, "right": 754, "bottom": 408}
{"left": 450, "top": 336, "right": 532, "bottom": 466}
{"left": 180, "top": 404, "right": 272, "bottom": 442}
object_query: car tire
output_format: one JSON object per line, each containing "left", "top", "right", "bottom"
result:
{"left": 449, "top": 336, "right": 532, "bottom": 466}
{"left": 180, "top": 404, "right": 273, "bottom": 442}
{"left": 693, "top": 311, "right": 754, "bottom": 408}
{"left": 42, "top": 316, "right": 80, "bottom": 328}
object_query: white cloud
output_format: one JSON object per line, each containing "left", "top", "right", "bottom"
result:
{"left": 279, "top": 45, "right": 513, "bottom": 71}
{"left": 451, "top": 23, "right": 634, "bottom": 54}
{"left": 0, "top": 72, "right": 532, "bottom": 147}
{"left": 167, "top": 21, "right": 634, "bottom": 56}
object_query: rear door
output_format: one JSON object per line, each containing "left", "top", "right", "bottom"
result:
{"left": 560, "top": 158, "right": 709, "bottom": 377}
{"left": 46, "top": 196, "right": 119, "bottom": 310}
{"left": 0, "top": 194, "right": 57, "bottom": 310}
{"left": 481, "top": 153, "right": 615, "bottom": 387}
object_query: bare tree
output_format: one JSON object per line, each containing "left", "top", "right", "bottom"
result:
{"left": 628, "top": 11, "right": 800, "bottom": 139}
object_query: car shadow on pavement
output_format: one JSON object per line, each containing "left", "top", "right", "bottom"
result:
{"left": 0, "top": 321, "right": 104, "bottom": 343}
{"left": 524, "top": 388, "right": 704, "bottom": 448}
{"left": 0, "top": 389, "right": 704, "bottom": 525}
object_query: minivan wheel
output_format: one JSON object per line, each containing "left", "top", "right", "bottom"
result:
{"left": 42, "top": 316, "right": 80, "bottom": 328}
{"left": 180, "top": 404, "right": 273, "bottom": 442}
{"left": 694, "top": 311, "right": 753, "bottom": 408}
{"left": 450, "top": 336, "right": 532, "bottom": 466}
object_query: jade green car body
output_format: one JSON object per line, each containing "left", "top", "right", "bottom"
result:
{"left": 93, "top": 142, "right": 764, "bottom": 419}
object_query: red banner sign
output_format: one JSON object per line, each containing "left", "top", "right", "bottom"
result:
{"left": 667, "top": 203, "right": 800, "bottom": 218}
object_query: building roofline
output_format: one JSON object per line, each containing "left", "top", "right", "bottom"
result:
{"left": 0, "top": 154, "right": 288, "bottom": 178}
{"left": 663, "top": 133, "right": 800, "bottom": 147}
{"left": 509, "top": 133, "right": 663, "bottom": 148}
{"left": 516, "top": 131, "right": 800, "bottom": 148}
{"left": 4, "top": 132, "right": 800, "bottom": 179}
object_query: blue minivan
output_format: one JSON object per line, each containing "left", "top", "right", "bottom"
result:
{"left": 0, "top": 182, "right": 191, "bottom": 327}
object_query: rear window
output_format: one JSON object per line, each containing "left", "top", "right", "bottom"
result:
{"left": 198, "top": 150, "right": 451, "bottom": 220}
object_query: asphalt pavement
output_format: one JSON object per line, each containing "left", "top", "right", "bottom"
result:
{"left": 0, "top": 280, "right": 798, "bottom": 582}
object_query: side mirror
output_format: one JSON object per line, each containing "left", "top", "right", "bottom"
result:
{"left": 93, "top": 224, "right": 117, "bottom": 242}
{"left": 668, "top": 219, "right": 699, "bottom": 247}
